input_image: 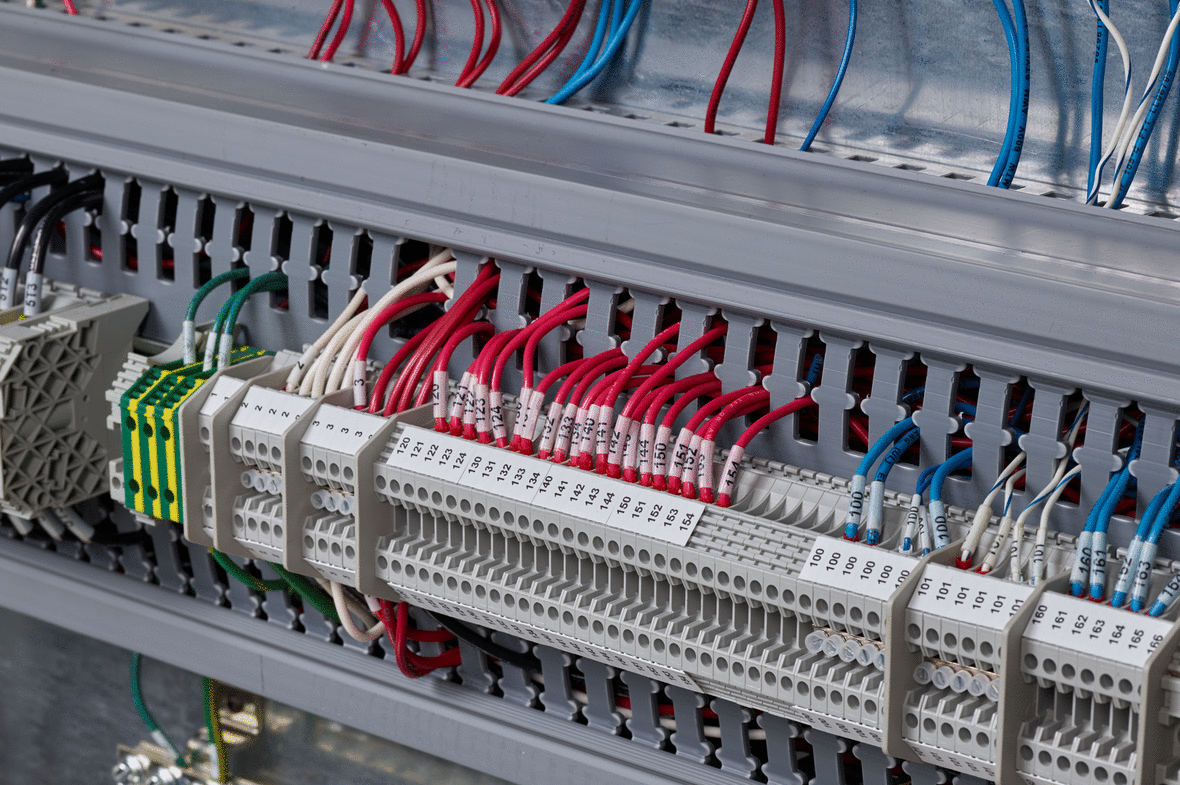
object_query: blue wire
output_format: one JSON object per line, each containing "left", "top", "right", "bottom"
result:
{"left": 855, "top": 418, "right": 915, "bottom": 477}
{"left": 1094, "top": 417, "right": 1145, "bottom": 539}
{"left": 874, "top": 427, "right": 921, "bottom": 484}
{"left": 800, "top": 0, "right": 857, "bottom": 151}
{"left": 569, "top": 0, "right": 613, "bottom": 84}
{"left": 929, "top": 448, "right": 974, "bottom": 503}
{"left": 1110, "top": 0, "right": 1180, "bottom": 208}
{"left": 1087, "top": 0, "right": 1111, "bottom": 197}
{"left": 916, "top": 465, "right": 940, "bottom": 495}
{"left": 987, "top": 0, "right": 1021, "bottom": 186}
{"left": 805, "top": 355, "right": 824, "bottom": 386}
{"left": 546, "top": 0, "right": 643, "bottom": 105}
{"left": 997, "top": 0, "right": 1030, "bottom": 188}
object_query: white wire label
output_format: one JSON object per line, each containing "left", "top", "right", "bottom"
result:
{"left": 1024, "top": 593, "right": 1171, "bottom": 666}
{"left": 797, "top": 536, "right": 917, "bottom": 594}
{"left": 232, "top": 386, "right": 315, "bottom": 434}
{"left": 302, "top": 405, "right": 385, "bottom": 451}
{"left": 384, "top": 425, "right": 706, "bottom": 545}
{"left": 908, "top": 564, "right": 1033, "bottom": 630}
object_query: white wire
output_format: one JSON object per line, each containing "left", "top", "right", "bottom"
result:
{"left": 300, "top": 252, "right": 453, "bottom": 397}
{"left": 321, "top": 255, "right": 458, "bottom": 397}
{"left": 1031, "top": 465, "right": 1084, "bottom": 584}
{"left": 329, "top": 581, "right": 385, "bottom": 641}
{"left": 1086, "top": 0, "right": 1136, "bottom": 205}
{"left": 301, "top": 310, "right": 369, "bottom": 397}
{"left": 1107, "top": 6, "right": 1180, "bottom": 206}
{"left": 961, "top": 453, "right": 1026, "bottom": 562}
{"left": 285, "top": 286, "right": 368, "bottom": 392}
{"left": 978, "top": 469, "right": 1025, "bottom": 574}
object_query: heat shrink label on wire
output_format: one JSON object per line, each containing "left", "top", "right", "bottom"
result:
{"left": 0, "top": 267, "right": 17, "bottom": 310}
{"left": 393, "top": 586, "right": 700, "bottom": 690}
{"left": 302, "top": 405, "right": 385, "bottom": 452}
{"left": 232, "top": 387, "right": 315, "bottom": 435}
{"left": 384, "top": 426, "right": 706, "bottom": 545}
{"left": 909, "top": 564, "right": 1032, "bottom": 630}
{"left": 22, "top": 271, "right": 42, "bottom": 315}
{"left": 199, "top": 377, "right": 247, "bottom": 418}
{"left": 797, "top": 536, "right": 917, "bottom": 597}
{"left": 1024, "top": 593, "right": 1171, "bottom": 666}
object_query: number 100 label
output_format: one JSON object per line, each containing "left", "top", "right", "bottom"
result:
{"left": 797, "top": 535, "right": 917, "bottom": 596}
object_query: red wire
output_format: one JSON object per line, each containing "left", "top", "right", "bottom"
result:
{"left": 765, "top": 0, "right": 786, "bottom": 144}
{"left": 378, "top": 0, "right": 408, "bottom": 74}
{"left": 497, "top": 0, "right": 587, "bottom": 96}
{"left": 704, "top": 0, "right": 759, "bottom": 135}
{"left": 651, "top": 380, "right": 722, "bottom": 491}
{"left": 389, "top": 271, "right": 500, "bottom": 414}
{"left": 457, "top": 0, "right": 487, "bottom": 85}
{"left": 403, "top": 0, "right": 429, "bottom": 72}
{"left": 63, "top": 0, "right": 78, "bottom": 13}
{"left": 322, "top": 0, "right": 357, "bottom": 61}
{"left": 716, "top": 395, "right": 816, "bottom": 506}
{"left": 309, "top": 0, "right": 346, "bottom": 60}
{"left": 381, "top": 601, "right": 462, "bottom": 678}
{"left": 369, "top": 328, "right": 433, "bottom": 413}
{"left": 456, "top": 0, "right": 502, "bottom": 87}
{"left": 355, "top": 291, "right": 449, "bottom": 369}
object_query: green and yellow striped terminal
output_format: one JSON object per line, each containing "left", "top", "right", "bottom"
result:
{"left": 119, "top": 346, "right": 269, "bottom": 522}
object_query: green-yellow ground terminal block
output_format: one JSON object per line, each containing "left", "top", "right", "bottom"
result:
{"left": 119, "top": 347, "right": 269, "bottom": 522}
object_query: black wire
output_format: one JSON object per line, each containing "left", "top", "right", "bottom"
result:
{"left": 0, "top": 169, "right": 67, "bottom": 219}
{"left": 29, "top": 189, "right": 102, "bottom": 278}
{"left": 5, "top": 172, "right": 102, "bottom": 273}
{"left": 0, "top": 162, "right": 33, "bottom": 185}
{"left": 424, "top": 611, "right": 544, "bottom": 672}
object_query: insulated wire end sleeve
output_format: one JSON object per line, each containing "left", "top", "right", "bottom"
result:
{"left": 129, "top": 653, "right": 187, "bottom": 767}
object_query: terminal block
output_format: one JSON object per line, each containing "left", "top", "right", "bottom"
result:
{"left": 0, "top": 281, "right": 145, "bottom": 518}
{"left": 368, "top": 421, "right": 931, "bottom": 744}
{"left": 118, "top": 347, "right": 269, "bottom": 522}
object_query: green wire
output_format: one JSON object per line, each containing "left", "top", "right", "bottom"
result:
{"left": 186, "top": 268, "right": 250, "bottom": 323}
{"left": 223, "top": 272, "right": 287, "bottom": 341}
{"left": 268, "top": 562, "right": 341, "bottom": 623}
{"left": 209, "top": 548, "right": 287, "bottom": 592}
{"left": 209, "top": 548, "right": 339, "bottom": 622}
{"left": 129, "top": 653, "right": 187, "bottom": 767}
{"left": 202, "top": 291, "right": 239, "bottom": 370}
{"left": 201, "top": 677, "right": 229, "bottom": 784}
{"left": 215, "top": 272, "right": 288, "bottom": 369}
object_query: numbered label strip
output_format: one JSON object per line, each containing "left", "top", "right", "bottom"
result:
{"left": 396, "top": 587, "right": 700, "bottom": 690}
{"left": 1025, "top": 592, "right": 1171, "bottom": 666}
{"left": 231, "top": 386, "right": 316, "bottom": 434}
{"left": 386, "top": 425, "right": 705, "bottom": 546}
{"left": 909, "top": 564, "right": 1032, "bottom": 630}
{"left": 303, "top": 405, "right": 386, "bottom": 451}
{"left": 199, "top": 376, "right": 246, "bottom": 417}
{"left": 797, "top": 535, "right": 917, "bottom": 595}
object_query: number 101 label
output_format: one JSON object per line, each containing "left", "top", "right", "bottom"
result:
{"left": 797, "top": 535, "right": 917, "bottom": 596}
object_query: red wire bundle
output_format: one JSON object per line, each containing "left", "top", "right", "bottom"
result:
{"left": 456, "top": 0, "right": 502, "bottom": 87}
{"left": 496, "top": 0, "right": 587, "bottom": 96}
{"left": 377, "top": 600, "right": 461, "bottom": 678}
{"left": 63, "top": 0, "right": 78, "bottom": 14}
